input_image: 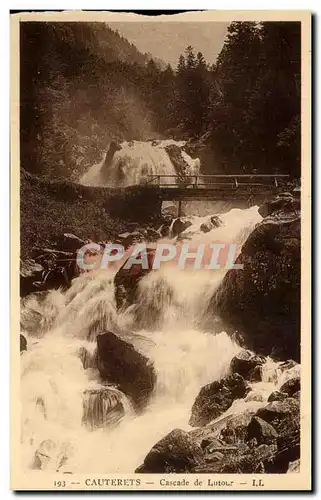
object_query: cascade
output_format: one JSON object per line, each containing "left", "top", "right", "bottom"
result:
{"left": 21, "top": 198, "right": 294, "bottom": 474}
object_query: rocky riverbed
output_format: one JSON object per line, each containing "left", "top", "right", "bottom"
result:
{"left": 20, "top": 191, "right": 301, "bottom": 475}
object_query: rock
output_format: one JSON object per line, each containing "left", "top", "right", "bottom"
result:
{"left": 247, "top": 416, "right": 278, "bottom": 445}
{"left": 230, "top": 350, "right": 266, "bottom": 380}
{"left": 20, "top": 259, "right": 44, "bottom": 297}
{"left": 40, "top": 266, "right": 71, "bottom": 292}
{"left": 189, "top": 374, "right": 250, "bottom": 427}
{"left": 255, "top": 398, "right": 299, "bottom": 433}
{"left": 258, "top": 194, "right": 296, "bottom": 218}
{"left": 31, "top": 248, "right": 77, "bottom": 284}
{"left": 136, "top": 429, "right": 204, "bottom": 473}
{"left": 268, "top": 391, "right": 288, "bottom": 402}
{"left": 194, "top": 443, "right": 276, "bottom": 474}
{"left": 258, "top": 193, "right": 300, "bottom": 220}
{"left": 220, "top": 423, "right": 249, "bottom": 446}
{"left": 20, "top": 258, "right": 44, "bottom": 278}
{"left": 97, "top": 332, "right": 156, "bottom": 410}
{"left": 117, "top": 232, "right": 132, "bottom": 244}
{"left": 264, "top": 418, "right": 300, "bottom": 473}
{"left": 245, "top": 390, "right": 264, "bottom": 403}
{"left": 279, "top": 376, "right": 300, "bottom": 397}
{"left": 210, "top": 215, "right": 222, "bottom": 228}
{"left": 158, "top": 221, "right": 172, "bottom": 238}
{"left": 33, "top": 439, "right": 71, "bottom": 471}
{"left": 165, "top": 144, "right": 193, "bottom": 182}
{"left": 256, "top": 398, "right": 300, "bottom": 471}
{"left": 20, "top": 250, "right": 78, "bottom": 297}
{"left": 120, "top": 231, "right": 145, "bottom": 249}
{"left": 171, "top": 218, "right": 192, "bottom": 237}
{"left": 20, "top": 334, "right": 27, "bottom": 353}
{"left": 287, "top": 459, "right": 300, "bottom": 473}
{"left": 189, "top": 396, "right": 299, "bottom": 474}
{"left": 293, "top": 391, "right": 300, "bottom": 400}
{"left": 190, "top": 407, "right": 256, "bottom": 446}
{"left": 248, "top": 365, "right": 264, "bottom": 382}
{"left": 114, "top": 248, "right": 156, "bottom": 309}
{"left": 56, "top": 233, "right": 85, "bottom": 253}
{"left": 100, "top": 141, "right": 122, "bottom": 181}
{"left": 200, "top": 221, "right": 213, "bottom": 233}
{"left": 161, "top": 202, "right": 177, "bottom": 218}
{"left": 82, "top": 386, "right": 126, "bottom": 430}
{"left": 200, "top": 437, "right": 223, "bottom": 451}
{"left": 219, "top": 444, "right": 277, "bottom": 473}
{"left": 279, "top": 359, "right": 298, "bottom": 373}
{"left": 211, "top": 207, "right": 301, "bottom": 361}
{"left": 145, "top": 228, "right": 160, "bottom": 242}
{"left": 205, "top": 451, "right": 225, "bottom": 463}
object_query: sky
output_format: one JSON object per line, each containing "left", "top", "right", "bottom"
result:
{"left": 108, "top": 22, "right": 229, "bottom": 68}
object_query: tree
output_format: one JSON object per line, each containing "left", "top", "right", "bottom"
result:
{"left": 206, "top": 21, "right": 301, "bottom": 175}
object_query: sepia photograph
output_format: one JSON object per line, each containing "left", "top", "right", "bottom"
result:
{"left": 10, "top": 10, "right": 311, "bottom": 491}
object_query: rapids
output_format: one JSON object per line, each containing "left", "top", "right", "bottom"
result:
{"left": 20, "top": 205, "right": 298, "bottom": 474}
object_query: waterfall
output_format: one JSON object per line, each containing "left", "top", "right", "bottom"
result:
{"left": 79, "top": 139, "right": 200, "bottom": 187}
{"left": 20, "top": 204, "right": 293, "bottom": 474}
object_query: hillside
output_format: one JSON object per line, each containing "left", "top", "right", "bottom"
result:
{"left": 20, "top": 22, "right": 166, "bottom": 181}
{"left": 20, "top": 21, "right": 301, "bottom": 185}
{"left": 20, "top": 169, "right": 164, "bottom": 258}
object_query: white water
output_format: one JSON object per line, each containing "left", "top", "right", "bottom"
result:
{"left": 20, "top": 205, "right": 297, "bottom": 474}
{"left": 80, "top": 139, "right": 200, "bottom": 187}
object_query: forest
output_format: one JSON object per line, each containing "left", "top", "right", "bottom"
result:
{"left": 20, "top": 21, "right": 301, "bottom": 180}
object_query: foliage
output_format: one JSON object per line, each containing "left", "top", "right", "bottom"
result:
{"left": 20, "top": 169, "right": 127, "bottom": 257}
{"left": 20, "top": 21, "right": 301, "bottom": 182}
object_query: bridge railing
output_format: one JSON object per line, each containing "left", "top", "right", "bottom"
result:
{"left": 144, "top": 174, "right": 290, "bottom": 189}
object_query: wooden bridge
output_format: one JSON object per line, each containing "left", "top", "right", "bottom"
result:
{"left": 143, "top": 174, "right": 290, "bottom": 216}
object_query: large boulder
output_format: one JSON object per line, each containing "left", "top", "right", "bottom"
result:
{"left": 247, "top": 416, "right": 278, "bottom": 445}
{"left": 257, "top": 399, "right": 300, "bottom": 473}
{"left": 214, "top": 443, "right": 277, "bottom": 474}
{"left": 256, "top": 398, "right": 299, "bottom": 434}
{"left": 175, "top": 389, "right": 299, "bottom": 474}
{"left": 279, "top": 377, "right": 300, "bottom": 397}
{"left": 136, "top": 429, "right": 204, "bottom": 473}
{"left": 211, "top": 196, "right": 300, "bottom": 361}
{"left": 230, "top": 350, "right": 266, "bottom": 381}
{"left": 96, "top": 332, "right": 156, "bottom": 410}
{"left": 171, "top": 218, "right": 192, "bottom": 237}
{"left": 258, "top": 193, "right": 300, "bottom": 219}
{"left": 189, "top": 374, "right": 250, "bottom": 427}
{"left": 268, "top": 391, "right": 288, "bottom": 403}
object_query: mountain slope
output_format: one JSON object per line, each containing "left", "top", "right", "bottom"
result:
{"left": 20, "top": 22, "right": 162, "bottom": 181}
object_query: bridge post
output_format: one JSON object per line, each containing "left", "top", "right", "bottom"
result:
{"left": 178, "top": 200, "right": 182, "bottom": 218}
